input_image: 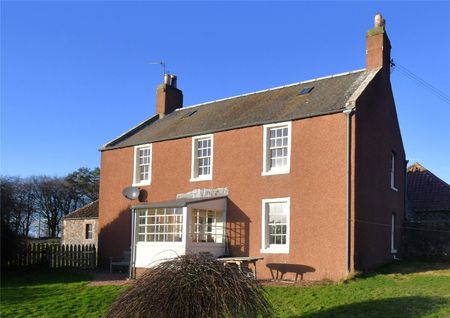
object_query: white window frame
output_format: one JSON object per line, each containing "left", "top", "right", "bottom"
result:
{"left": 262, "top": 121, "right": 292, "bottom": 176}
{"left": 133, "top": 144, "right": 152, "bottom": 186}
{"left": 390, "top": 151, "right": 398, "bottom": 192}
{"left": 391, "top": 213, "right": 397, "bottom": 253}
{"left": 190, "top": 134, "right": 213, "bottom": 182}
{"left": 260, "top": 197, "right": 290, "bottom": 254}
{"left": 136, "top": 208, "right": 184, "bottom": 243}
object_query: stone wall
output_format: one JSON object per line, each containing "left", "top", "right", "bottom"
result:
{"left": 61, "top": 218, "right": 98, "bottom": 247}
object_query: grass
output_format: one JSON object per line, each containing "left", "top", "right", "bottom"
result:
{"left": 1, "top": 261, "right": 449, "bottom": 318}
{"left": 1, "top": 269, "right": 126, "bottom": 318}
{"left": 266, "top": 261, "right": 450, "bottom": 318}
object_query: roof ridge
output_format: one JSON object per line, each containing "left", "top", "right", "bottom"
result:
{"left": 178, "top": 69, "right": 366, "bottom": 111}
{"left": 64, "top": 200, "right": 99, "bottom": 219}
{"left": 408, "top": 162, "right": 450, "bottom": 189}
{"left": 424, "top": 170, "right": 450, "bottom": 189}
{"left": 407, "top": 162, "right": 427, "bottom": 172}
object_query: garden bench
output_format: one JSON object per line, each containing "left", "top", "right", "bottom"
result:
{"left": 110, "top": 249, "right": 131, "bottom": 273}
{"left": 217, "top": 256, "right": 264, "bottom": 279}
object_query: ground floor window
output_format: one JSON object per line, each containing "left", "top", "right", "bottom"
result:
{"left": 137, "top": 208, "right": 183, "bottom": 242}
{"left": 191, "top": 209, "right": 224, "bottom": 243}
{"left": 85, "top": 224, "right": 93, "bottom": 239}
{"left": 391, "top": 213, "right": 397, "bottom": 253}
{"left": 261, "top": 198, "right": 290, "bottom": 253}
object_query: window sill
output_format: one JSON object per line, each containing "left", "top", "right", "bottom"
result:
{"left": 261, "top": 169, "right": 290, "bottom": 176}
{"left": 260, "top": 247, "right": 289, "bottom": 254}
{"left": 190, "top": 242, "right": 225, "bottom": 246}
{"left": 390, "top": 186, "right": 398, "bottom": 192}
{"left": 190, "top": 176, "right": 212, "bottom": 182}
{"left": 136, "top": 241, "right": 184, "bottom": 246}
{"left": 133, "top": 181, "right": 151, "bottom": 187}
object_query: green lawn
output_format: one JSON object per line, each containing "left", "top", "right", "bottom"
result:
{"left": 266, "top": 262, "right": 450, "bottom": 318}
{"left": 1, "top": 262, "right": 449, "bottom": 318}
{"left": 1, "top": 270, "right": 126, "bottom": 318}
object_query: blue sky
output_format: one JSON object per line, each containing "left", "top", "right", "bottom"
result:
{"left": 2, "top": 1, "right": 450, "bottom": 182}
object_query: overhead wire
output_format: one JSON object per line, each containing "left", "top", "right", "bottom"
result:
{"left": 352, "top": 218, "right": 450, "bottom": 234}
{"left": 391, "top": 59, "right": 450, "bottom": 105}
{"left": 382, "top": 61, "right": 450, "bottom": 233}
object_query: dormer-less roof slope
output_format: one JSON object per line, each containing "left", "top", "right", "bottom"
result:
{"left": 407, "top": 163, "right": 450, "bottom": 213}
{"left": 64, "top": 200, "right": 99, "bottom": 219}
{"left": 103, "top": 69, "right": 377, "bottom": 150}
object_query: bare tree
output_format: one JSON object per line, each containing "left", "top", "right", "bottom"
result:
{"left": 33, "top": 176, "right": 77, "bottom": 238}
{"left": 0, "top": 177, "right": 36, "bottom": 238}
{"left": 15, "top": 178, "right": 36, "bottom": 237}
{"left": 1, "top": 168, "right": 100, "bottom": 239}
{"left": 1, "top": 177, "right": 16, "bottom": 229}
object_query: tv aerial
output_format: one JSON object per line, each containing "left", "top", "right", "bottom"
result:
{"left": 149, "top": 60, "right": 167, "bottom": 75}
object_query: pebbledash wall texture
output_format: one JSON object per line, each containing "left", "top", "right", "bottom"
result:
{"left": 98, "top": 14, "right": 405, "bottom": 281}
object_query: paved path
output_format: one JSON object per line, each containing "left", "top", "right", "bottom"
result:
{"left": 72, "top": 269, "right": 132, "bottom": 286}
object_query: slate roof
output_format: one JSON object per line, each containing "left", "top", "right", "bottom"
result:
{"left": 407, "top": 163, "right": 450, "bottom": 213}
{"left": 103, "top": 69, "right": 377, "bottom": 150}
{"left": 64, "top": 200, "right": 99, "bottom": 219}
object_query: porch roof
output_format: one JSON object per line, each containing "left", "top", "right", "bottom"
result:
{"left": 132, "top": 196, "right": 227, "bottom": 209}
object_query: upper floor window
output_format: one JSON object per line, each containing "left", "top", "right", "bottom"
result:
{"left": 133, "top": 144, "right": 152, "bottom": 186}
{"left": 191, "top": 135, "right": 213, "bottom": 181}
{"left": 390, "top": 152, "right": 397, "bottom": 191}
{"left": 261, "top": 197, "right": 290, "bottom": 254}
{"left": 262, "top": 122, "right": 291, "bottom": 175}
{"left": 85, "top": 224, "right": 93, "bottom": 240}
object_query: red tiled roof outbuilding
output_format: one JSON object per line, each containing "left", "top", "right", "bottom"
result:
{"left": 407, "top": 163, "right": 450, "bottom": 213}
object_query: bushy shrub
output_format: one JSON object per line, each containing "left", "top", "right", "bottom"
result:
{"left": 402, "top": 222, "right": 450, "bottom": 262}
{"left": 106, "top": 254, "right": 273, "bottom": 318}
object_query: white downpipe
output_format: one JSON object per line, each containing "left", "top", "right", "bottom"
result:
{"left": 129, "top": 208, "right": 137, "bottom": 279}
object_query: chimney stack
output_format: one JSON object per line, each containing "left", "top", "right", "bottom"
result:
{"left": 156, "top": 74, "right": 183, "bottom": 117}
{"left": 366, "top": 13, "right": 391, "bottom": 73}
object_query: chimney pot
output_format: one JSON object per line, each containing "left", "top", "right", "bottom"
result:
{"left": 170, "top": 75, "right": 177, "bottom": 88}
{"left": 164, "top": 73, "right": 171, "bottom": 85}
{"left": 374, "top": 13, "right": 384, "bottom": 28}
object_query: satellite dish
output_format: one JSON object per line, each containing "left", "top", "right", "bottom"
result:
{"left": 122, "top": 186, "right": 140, "bottom": 200}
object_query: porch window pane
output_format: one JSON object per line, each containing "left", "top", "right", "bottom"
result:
{"left": 190, "top": 209, "right": 224, "bottom": 243}
{"left": 136, "top": 208, "right": 183, "bottom": 242}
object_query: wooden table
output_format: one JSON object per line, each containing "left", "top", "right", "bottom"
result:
{"left": 217, "top": 256, "right": 264, "bottom": 279}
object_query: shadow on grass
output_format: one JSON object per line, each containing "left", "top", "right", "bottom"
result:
{"left": 1, "top": 268, "right": 92, "bottom": 287}
{"left": 292, "top": 296, "right": 448, "bottom": 318}
{"left": 375, "top": 260, "right": 450, "bottom": 275}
